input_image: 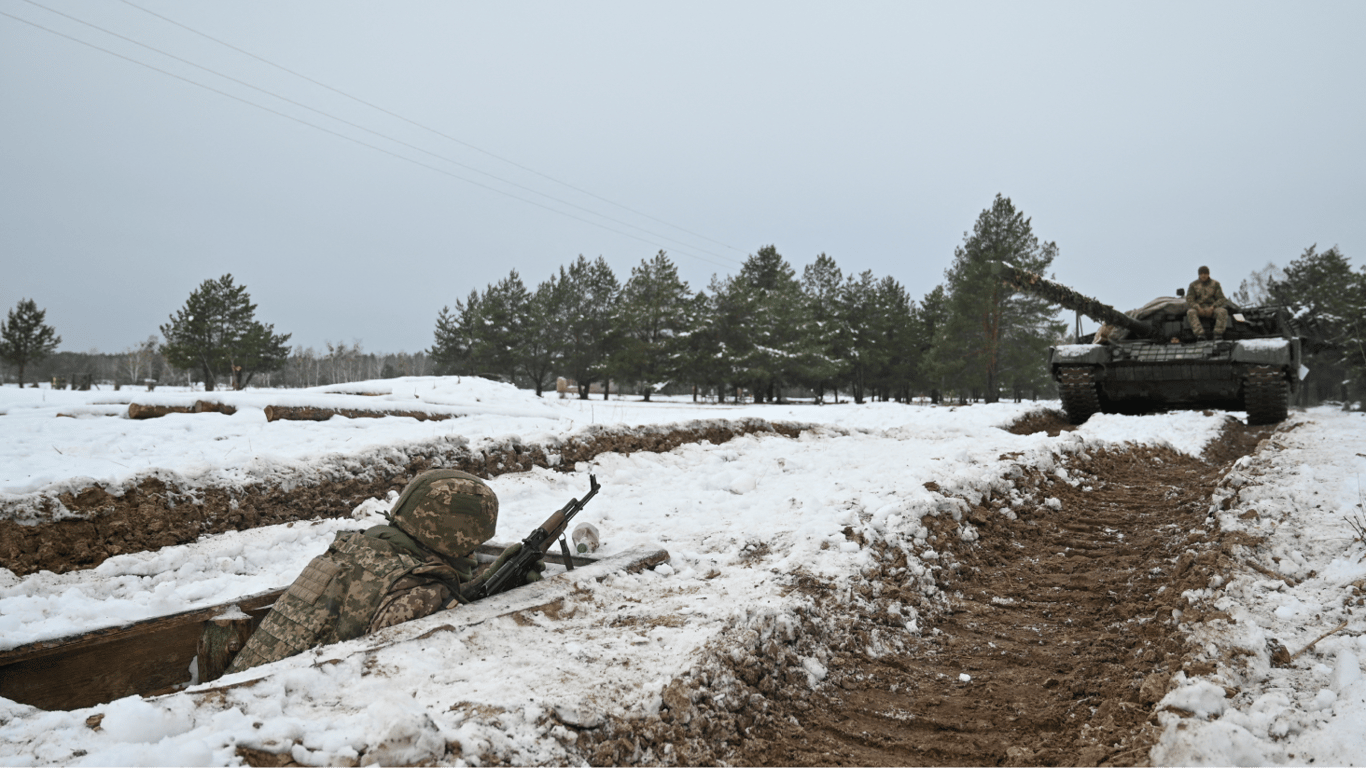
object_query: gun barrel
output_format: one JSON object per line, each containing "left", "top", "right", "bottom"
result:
{"left": 991, "top": 262, "right": 1156, "bottom": 338}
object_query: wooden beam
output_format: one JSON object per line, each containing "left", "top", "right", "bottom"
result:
{"left": 0, "top": 543, "right": 658, "bottom": 711}
{"left": 262, "top": 406, "right": 457, "bottom": 423}
{"left": 0, "top": 589, "right": 281, "bottom": 712}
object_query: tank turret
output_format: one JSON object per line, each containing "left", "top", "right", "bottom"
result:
{"left": 990, "top": 261, "right": 1157, "bottom": 339}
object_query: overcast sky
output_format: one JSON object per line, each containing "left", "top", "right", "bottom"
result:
{"left": 3, "top": 1, "right": 1362, "bottom": 354}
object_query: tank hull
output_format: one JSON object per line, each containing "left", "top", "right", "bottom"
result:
{"left": 1049, "top": 338, "right": 1301, "bottom": 424}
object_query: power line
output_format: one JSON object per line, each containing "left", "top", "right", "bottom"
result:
{"left": 119, "top": 0, "right": 747, "bottom": 262}
{"left": 0, "top": 7, "right": 738, "bottom": 270}
{"left": 17, "top": 0, "right": 743, "bottom": 268}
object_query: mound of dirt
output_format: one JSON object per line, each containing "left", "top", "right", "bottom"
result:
{"left": 0, "top": 420, "right": 802, "bottom": 577}
{"left": 1003, "top": 408, "right": 1078, "bottom": 436}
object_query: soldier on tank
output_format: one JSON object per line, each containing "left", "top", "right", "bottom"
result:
{"left": 1186, "top": 265, "right": 1230, "bottom": 340}
{"left": 225, "top": 469, "right": 542, "bottom": 674}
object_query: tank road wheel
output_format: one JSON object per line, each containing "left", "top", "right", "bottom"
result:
{"left": 1244, "top": 365, "right": 1289, "bottom": 425}
{"left": 1057, "top": 366, "right": 1101, "bottom": 425}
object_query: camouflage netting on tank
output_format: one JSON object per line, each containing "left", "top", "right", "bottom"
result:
{"left": 0, "top": 418, "right": 804, "bottom": 576}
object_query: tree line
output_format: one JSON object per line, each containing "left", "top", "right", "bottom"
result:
{"left": 431, "top": 195, "right": 1065, "bottom": 404}
{"left": 0, "top": 275, "right": 429, "bottom": 391}
{"left": 1, "top": 343, "right": 434, "bottom": 392}
{"left": 4, "top": 194, "right": 1362, "bottom": 404}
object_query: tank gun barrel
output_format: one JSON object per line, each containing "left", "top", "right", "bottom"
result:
{"left": 991, "top": 262, "right": 1157, "bottom": 338}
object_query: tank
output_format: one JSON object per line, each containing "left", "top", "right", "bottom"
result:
{"left": 992, "top": 262, "right": 1305, "bottom": 425}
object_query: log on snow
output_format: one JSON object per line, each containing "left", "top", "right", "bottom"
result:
{"left": 127, "top": 403, "right": 193, "bottom": 420}
{"left": 263, "top": 405, "right": 456, "bottom": 423}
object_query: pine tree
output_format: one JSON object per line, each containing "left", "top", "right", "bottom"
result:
{"left": 1266, "top": 245, "right": 1366, "bottom": 403}
{"left": 839, "top": 270, "right": 881, "bottom": 404}
{"left": 0, "top": 299, "right": 61, "bottom": 387}
{"left": 431, "top": 292, "right": 480, "bottom": 375}
{"left": 559, "top": 256, "right": 620, "bottom": 399}
{"left": 517, "top": 274, "right": 570, "bottom": 397}
{"left": 160, "top": 275, "right": 290, "bottom": 391}
{"left": 869, "top": 276, "right": 918, "bottom": 402}
{"left": 679, "top": 287, "right": 727, "bottom": 401}
{"left": 801, "top": 254, "right": 850, "bottom": 402}
{"left": 476, "top": 271, "right": 531, "bottom": 383}
{"left": 612, "top": 251, "right": 693, "bottom": 401}
{"left": 431, "top": 271, "right": 534, "bottom": 384}
{"left": 931, "top": 195, "right": 1063, "bottom": 402}
{"left": 728, "top": 245, "right": 817, "bottom": 403}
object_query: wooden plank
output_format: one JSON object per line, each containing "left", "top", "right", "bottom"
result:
{"left": 0, "top": 590, "right": 280, "bottom": 712}
{"left": 193, "top": 546, "right": 672, "bottom": 697}
{"left": 0, "top": 542, "right": 645, "bottom": 711}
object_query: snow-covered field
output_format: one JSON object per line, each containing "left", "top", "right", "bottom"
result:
{"left": 1, "top": 378, "right": 1362, "bottom": 766}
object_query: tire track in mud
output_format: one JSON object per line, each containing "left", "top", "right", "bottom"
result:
{"left": 730, "top": 413, "right": 1274, "bottom": 767}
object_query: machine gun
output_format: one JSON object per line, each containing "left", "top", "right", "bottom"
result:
{"left": 462, "top": 474, "right": 601, "bottom": 601}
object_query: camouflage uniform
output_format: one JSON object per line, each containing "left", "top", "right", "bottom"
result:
{"left": 225, "top": 470, "right": 497, "bottom": 674}
{"left": 1186, "top": 276, "right": 1230, "bottom": 337}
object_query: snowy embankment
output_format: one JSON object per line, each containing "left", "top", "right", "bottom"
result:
{"left": 1, "top": 377, "right": 695, "bottom": 516}
{"left": 1151, "top": 408, "right": 1366, "bottom": 766}
{"left": 2, "top": 377, "right": 1356, "bottom": 765}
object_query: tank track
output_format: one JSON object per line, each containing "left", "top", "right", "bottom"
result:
{"left": 1244, "top": 364, "right": 1289, "bottom": 425}
{"left": 1057, "top": 366, "right": 1101, "bottom": 425}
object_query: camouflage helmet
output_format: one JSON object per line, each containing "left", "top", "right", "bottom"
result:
{"left": 387, "top": 469, "right": 497, "bottom": 558}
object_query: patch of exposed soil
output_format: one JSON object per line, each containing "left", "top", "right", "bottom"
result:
{"left": 1, "top": 420, "right": 802, "bottom": 577}
{"left": 1004, "top": 408, "right": 1079, "bottom": 437}
{"left": 726, "top": 418, "right": 1275, "bottom": 767}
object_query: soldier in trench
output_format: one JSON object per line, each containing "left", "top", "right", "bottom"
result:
{"left": 223, "top": 469, "right": 541, "bottom": 674}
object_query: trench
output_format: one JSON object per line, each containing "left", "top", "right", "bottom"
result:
{"left": 728, "top": 413, "right": 1271, "bottom": 767}
{"left": 0, "top": 419, "right": 802, "bottom": 577}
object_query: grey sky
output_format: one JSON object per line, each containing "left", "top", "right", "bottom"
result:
{"left": 3, "top": 1, "right": 1362, "bottom": 355}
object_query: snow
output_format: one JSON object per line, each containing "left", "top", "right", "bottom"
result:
{"left": 1053, "top": 343, "right": 1103, "bottom": 354}
{"left": 1, "top": 378, "right": 1363, "bottom": 766}
{"left": 1150, "top": 408, "right": 1366, "bottom": 767}
{"left": 1237, "top": 337, "right": 1292, "bottom": 351}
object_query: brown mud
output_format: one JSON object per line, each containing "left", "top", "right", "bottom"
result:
{"left": 737, "top": 417, "right": 1272, "bottom": 767}
{"left": 1, "top": 420, "right": 801, "bottom": 577}
{"left": 581, "top": 413, "right": 1274, "bottom": 767}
